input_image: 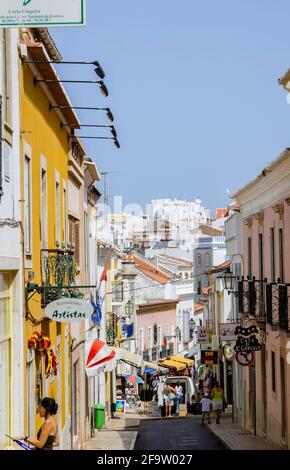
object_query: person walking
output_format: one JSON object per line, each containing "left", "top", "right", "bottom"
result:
{"left": 211, "top": 382, "right": 224, "bottom": 424}
{"left": 20, "top": 398, "right": 59, "bottom": 450}
{"left": 163, "top": 383, "right": 176, "bottom": 418}
{"left": 175, "top": 382, "right": 184, "bottom": 415}
{"left": 202, "top": 372, "right": 211, "bottom": 396}
{"left": 200, "top": 393, "right": 212, "bottom": 425}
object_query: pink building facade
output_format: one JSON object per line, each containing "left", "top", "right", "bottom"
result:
{"left": 136, "top": 300, "right": 179, "bottom": 362}
{"left": 234, "top": 148, "right": 290, "bottom": 449}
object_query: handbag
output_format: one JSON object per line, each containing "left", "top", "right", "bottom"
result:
{"left": 169, "top": 392, "right": 176, "bottom": 401}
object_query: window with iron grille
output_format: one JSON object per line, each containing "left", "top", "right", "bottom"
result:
{"left": 112, "top": 281, "right": 123, "bottom": 302}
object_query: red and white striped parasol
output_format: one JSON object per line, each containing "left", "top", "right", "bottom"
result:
{"left": 85, "top": 338, "right": 116, "bottom": 377}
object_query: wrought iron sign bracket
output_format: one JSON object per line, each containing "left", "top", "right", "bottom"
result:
{"left": 25, "top": 283, "right": 98, "bottom": 321}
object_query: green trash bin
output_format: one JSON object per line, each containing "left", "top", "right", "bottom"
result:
{"left": 92, "top": 403, "right": 105, "bottom": 430}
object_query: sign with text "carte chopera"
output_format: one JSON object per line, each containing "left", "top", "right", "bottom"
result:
{"left": 45, "top": 298, "right": 93, "bottom": 323}
{"left": 0, "top": 0, "right": 86, "bottom": 28}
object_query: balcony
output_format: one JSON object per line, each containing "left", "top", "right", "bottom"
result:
{"left": 41, "top": 248, "right": 82, "bottom": 306}
{"left": 266, "top": 283, "right": 290, "bottom": 333}
{"left": 106, "top": 313, "right": 117, "bottom": 346}
{"left": 112, "top": 281, "right": 124, "bottom": 303}
{"left": 238, "top": 278, "right": 266, "bottom": 321}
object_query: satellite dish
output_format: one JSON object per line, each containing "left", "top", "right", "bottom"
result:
{"left": 222, "top": 344, "right": 235, "bottom": 361}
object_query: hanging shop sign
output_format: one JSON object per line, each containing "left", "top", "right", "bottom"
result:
{"left": 201, "top": 350, "right": 218, "bottom": 365}
{"left": 45, "top": 298, "right": 94, "bottom": 323}
{"left": 236, "top": 351, "right": 255, "bottom": 367}
{"left": 219, "top": 323, "right": 238, "bottom": 342}
{"left": 197, "top": 326, "right": 208, "bottom": 343}
{"left": 233, "top": 325, "right": 262, "bottom": 353}
{"left": 0, "top": 0, "right": 86, "bottom": 28}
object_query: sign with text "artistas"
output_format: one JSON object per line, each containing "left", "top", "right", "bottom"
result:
{"left": 0, "top": 0, "right": 86, "bottom": 28}
{"left": 45, "top": 298, "right": 93, "bottom": 322}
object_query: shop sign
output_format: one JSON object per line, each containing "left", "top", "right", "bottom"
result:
{"left": 219, "top": 323, "right": 238, "bottom": 342}
{"left": 201, "top": 350, "right": 218, "bottom": 365}
{"left": 197, "top": 326, "right": 208, "bottom": 343}
{"left": 45, "top": 298, "right": 93, "bottom": 322}
{"left": 236, "top": 351, "right": 255, "bottom": 367}
{"left": 116, "top": 400, "right": 126, "bottom": 414}
{"left": 233, "top": 325, "right": 262, "bottom": 353}
{"left": 0, "top": 0, "right": 86, "bottom": 28}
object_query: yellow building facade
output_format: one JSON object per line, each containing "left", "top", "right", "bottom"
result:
{"left": 19, "top": 28, "right": 80, "bottom": 447}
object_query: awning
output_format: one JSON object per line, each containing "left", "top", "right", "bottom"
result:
{"left": 114, "top": 347, "right": 143, "bottom": 369}
{"left": 143, "top": 360, "right": 159, "bottom": 371}
{"left": 170, "top": 355, "right": 194, "bottom": 367}
{"left": 85, "top": 338, "right": 116, "bottom": 377}
{"left": 158, "top": 359, "right": 187, "bottom": 372}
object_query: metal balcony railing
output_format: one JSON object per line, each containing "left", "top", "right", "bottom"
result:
{"left": 112, "top": 281, "right": 124, "bottom": 303}
{"left": 238, "top": 278, "right": 266, "bottom": 321}
{"left": 41, "top": 248, "right": 81, "bottom": 306}
{"left": 278, "top": 284, "right": 290, "bottom": 333}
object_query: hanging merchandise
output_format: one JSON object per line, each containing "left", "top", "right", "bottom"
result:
{"left": 28, "top": 330, "right": 58, "bottom": 379}
{"left": 85, "top": 338, "right": 116, "bottom": 377}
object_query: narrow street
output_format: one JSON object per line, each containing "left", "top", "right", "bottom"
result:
{"left": 134, "top": 417, "right": 226, "bottom": 451}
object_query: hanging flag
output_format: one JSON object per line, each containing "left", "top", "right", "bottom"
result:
{"left": 85, "top": 338, "right": 116, "bottom": 377}
{"left": 100, "top": 269, "right": 107, "bottom": 282}
{"left": 91, "top": 293, "right": 102, "bottom": 326}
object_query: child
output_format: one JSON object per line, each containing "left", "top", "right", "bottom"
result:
{"left": 200, "top": 392, "right": 212, "bottom": 425}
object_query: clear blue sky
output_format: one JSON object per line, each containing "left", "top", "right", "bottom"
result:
{"left": 52, "top": 0, "right": 290, "bottom": 215}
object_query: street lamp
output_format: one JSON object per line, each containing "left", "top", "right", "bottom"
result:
{"left": 125, "top": 299, "right": 135, "bottom": 317}
{"left": 49, "top": 105, "right": 114, "bottom": 122}
{"left": 61, "top": 123, "right": 117, "bottom": 138}
{"left": 34, "top": 78, "right": 109, "bottom": 97}
{"left": 222, "top": 269, "right": 235, "bottom": 292}
{"left": 70, "top": 135, "right": 120, "bottom": 149}
{"left": 24, "top": 59, "right": 106, "bottom": 79}
{"left": 189, "top": 318, "right": 196, "bottom": 330}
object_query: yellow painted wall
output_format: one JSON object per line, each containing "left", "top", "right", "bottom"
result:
{"left": 20, "top": 62, "right": 71, "bottom": 436}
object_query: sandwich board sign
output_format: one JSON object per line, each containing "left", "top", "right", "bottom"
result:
{"left": 0, "top": 0, "right": 86, "bottom": 27}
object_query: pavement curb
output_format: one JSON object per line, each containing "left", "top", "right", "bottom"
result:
{"left": 129, "top": 431, "right": 138, "bottom": 451}
{"left": 207, "top": 424, "right": 235, "bottom": 450}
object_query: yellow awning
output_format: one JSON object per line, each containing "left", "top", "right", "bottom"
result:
{"left": 159, "top": 359, "right": 187, "bottom": 372}
{"left": 170, "top": 355, "right": 194, "bottom": 367}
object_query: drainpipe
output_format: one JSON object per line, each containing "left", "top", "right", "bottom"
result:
{"left": 0, "top": 96, "right": 3, "bottom": 201}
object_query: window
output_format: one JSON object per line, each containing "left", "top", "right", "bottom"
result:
{"left": 258, "top": 233, "right": 264, "bottom": 280}
{"left": 148, "top": 327, "right": 152, "bottom": 350}
{"left": 40, "top": 167, "right": 47, "bottom": 249}
{"left": 205, "top": 252, "right": 210, "bottom": 267}
{"left": 196, "top": 253, "right": 202, "bottom": 267}
{"left": 270, "top": 228, "right": 275, "bottom": 282}
{"left": 271, "top": 351, "right": 276, "bottom": 392}
{"left": 247, "top": 237, "right": 252, "bottom": 278}
{"left": 55, "top": 180, "right": 60, "bottom": 244}
{"left": 139, "top": 329, "right": 144, "bottom": 353}
{"left": 84, "top": 211, "right": 89, "bottom": 276}
{"left": 24, "top": 156, "right": 32, "bottom": 254}
{"left": 0, "top": 273, "right": 11, "bottom": 447}
{"left": 69, "top": 216, "right": 80, "bottom": 265}
{"left": 279, "top": 228, "right": 284, "bottom": 283}
{"left": 63, "top": 187, "right": 67, "bottom": 245}
{"left": 197, "top": 280, "right": 201, "bottom": 295}
{"left": 157, "top": 326, "right": 162, "bottom": 347}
